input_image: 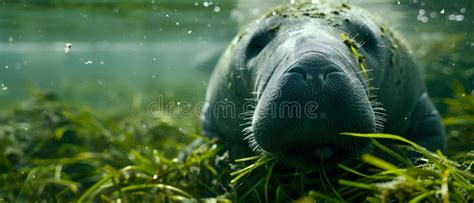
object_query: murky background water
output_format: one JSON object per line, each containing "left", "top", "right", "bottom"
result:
{"left": 0, "top": 0, "right": 472, "bottom": 116}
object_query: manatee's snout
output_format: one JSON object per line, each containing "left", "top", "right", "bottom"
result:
{"left": 251, "top": 52, "right": 376, "bottom": 164}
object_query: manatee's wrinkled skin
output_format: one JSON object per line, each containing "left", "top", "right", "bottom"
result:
{"left": 201, "top": 3, "right": 446, "bottom": 165}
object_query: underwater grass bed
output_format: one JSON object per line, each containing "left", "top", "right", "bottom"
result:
{"left": 0, "top": 89, "right": 472, "bottom": 202}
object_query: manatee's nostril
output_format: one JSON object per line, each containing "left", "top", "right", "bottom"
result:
{"left": 287, "top": 68, "right": 308, "bottom": 80}
{"left": 323, "top": 69, "right": 339, "bottom": 81}
{"left": 288, "top": 65, "right": 341, "bottom": 82}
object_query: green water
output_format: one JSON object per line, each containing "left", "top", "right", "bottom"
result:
{"left": 0, "top": 0, "right": 237, "bottom": 113}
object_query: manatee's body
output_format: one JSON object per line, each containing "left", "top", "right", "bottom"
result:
{"left": 201, "top": 3, "right": 446, "bottom": 165}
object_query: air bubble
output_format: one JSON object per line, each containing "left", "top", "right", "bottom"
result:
{"left": 1, "top": 83, "right": 7, "bottom": 91}
{"left": 64, "top": 42, "right": 72, "bottom": 53}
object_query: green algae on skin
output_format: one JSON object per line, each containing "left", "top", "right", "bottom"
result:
{"left": 340, "top": 32, "right": 369, "bottom": 80}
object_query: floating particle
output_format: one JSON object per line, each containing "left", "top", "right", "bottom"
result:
{"left": 448, "top": 14, "right": 463, "bottom": 21}
{"left": 176, "top": 22, "right": 180, "bottom": 26}
{"left": 203, "top": 1, "right": 209, "bottom": 7}
{"left": 214, "top": 6, "right": 220, "bottom": 12}
{"left": 4, "top": 65, "right": 8, "bottom": 69}
{"left": 152, "top": 75, "right": 156, "bottom": 79}
{"left": 84, "top": 60, "right": 93, "bottom": 65}
{"left": 251, "top": 8, "right": 260, "bottom": 15}
{"left": 8, "top": 37, "right": 13, "bottom": 42}
{"left": 1, "top": 83, "right": 7, "bottom": 91}
{"left": 194, "top": 2, "right": 199, "bottom": 6}
{"left": 64, "top": 42, "right": 72, "bottom": 53}
{"left": 188, "top": 30, "right": 192, "bottom": 34}
{"left": 449, "top": 14, "right": 455, "bottom": 20}
{"left": 290, "top": 0, "right": 295, "bottom": 4}
{"left": 100, "top": 61, "right": 104, "bottom": 65}
{"left": 440, "top": 9, "right": 445, "bottom": 14}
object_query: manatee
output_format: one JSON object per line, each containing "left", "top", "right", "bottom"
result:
{"left": 201, "top": 3, "right": 446, "bottom": 166}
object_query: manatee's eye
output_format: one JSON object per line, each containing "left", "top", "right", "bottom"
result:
{"left": 245, "top": 24, "right": 279, "bottom": 59}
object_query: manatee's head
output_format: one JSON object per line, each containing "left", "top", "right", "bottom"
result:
{"left": 240, "top": 6, "right": 386, "bottom": 167}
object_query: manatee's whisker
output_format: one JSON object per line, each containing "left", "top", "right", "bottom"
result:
{"left": 242, "top": 126, "right": 253, "bottom": 135}
{"left": 250, "top": 91, "right": 259, "bottom": 95}
{"left": 352, "top": 33, "right": 359, "bottom": 40}
{"left": 373, "top": 108, "right": 386, "bottom": 132}
{"left": 364, "top": 75, "right": 386, "bottom": 133}
{"left": 354, "top": 69, "right": 373, "bottom": 75}
{"left": 370, "top": 101, "right": 383, "bottom": 106}
{"left": 239, "top": 102, "right": 265, "bottom": 153}
{"left": 240, "top": 121, "right": 253, "bottom": 127}
{"left": 245, "top": 96, "right": 258, "bottom": 101}
{"left": 244, "top": 132, "right": 263, "bottom": 153}
{"left": 240, "top": 112, "right": 254, "bottom": 117}
{"left": 365, "top": 77, "right": 375, "bottom": 83}
{"left": 357, "top": 40, "right": 366, "bottom": 47}
{"left": 368, "top": 86, "right": 379, "bottom": 91}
